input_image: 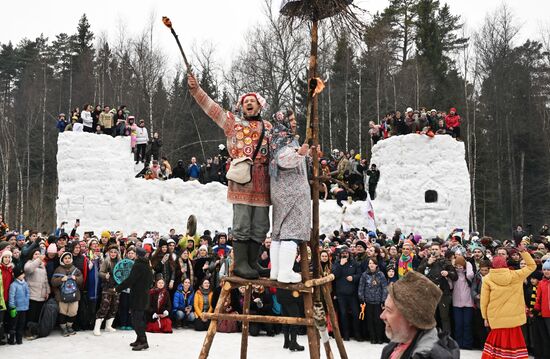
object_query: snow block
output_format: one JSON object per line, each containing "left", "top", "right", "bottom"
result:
{"left": 56, "top": 132, "right": 376, "bottom": 236}
{"left": 370, "top": 134, "right": 471, "bottom": 239}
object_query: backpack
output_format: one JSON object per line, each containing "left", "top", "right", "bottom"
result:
{"left": 54, "top": 269, "right": 79, "bottom": 303}
{"left": 38, "top": 298, "right": 59, "bottom": 337}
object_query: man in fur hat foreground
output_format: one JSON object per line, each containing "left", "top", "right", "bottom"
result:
{"left": 380, "top": 271, "right": 460, "bottom": 358}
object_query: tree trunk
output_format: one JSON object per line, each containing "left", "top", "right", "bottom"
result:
{"left": 328, "top": 75, "right": 333, "bottom": 151}
{"left": 358, "top": 65, "right": 362, "bottom": 156}
{"left": 519, "top": 151, "right": 525, "bottom": 225}
{"left": 40, "top": 65, "right": 47, "bottom": 227}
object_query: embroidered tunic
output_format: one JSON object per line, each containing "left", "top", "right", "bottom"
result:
{"left": 190, "top": 86, "right": 272, "bottom": 206}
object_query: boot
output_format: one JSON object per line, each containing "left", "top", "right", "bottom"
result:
{"left": 93, "top": 318, "right": 103, "bottom": 336}
{"left": 0, "top": 325, "right": 6, "bottom": 345}
{"left": 7, "top": 331, "right": 15, "bottom": 345}
{"left": 269, "top": 241, "right": 281, "bottom": 280}
{"left": 248, "top": 241, "right": 270, "bottom": 277}
{"left": 105, "top": 318, "right": 116, "bottom": 333}
{"left": 232, "top": 241, "right": 259, "bottom": 279}
{"left": 288, "top": 331, "right": 304, "bottom": 352}
{"left": 60, "top": 324, "right": 70, "bottom": 337}
{"left": 277, "top": 241, "right": 302, "bottom": 283}
{"left": 66, "top": 322, "right": 76, "bottom": 335}
{"left": 283, "top": 330, "right": 290, "bottom": 349}
{"left": 15, "top": 333, "right": 22, "bottom": 345}
{"left": 132, "top": 336, "right": 149, "bottom": 351}
{"left": 129, "top": 337, "right": 140, "bottom": 347}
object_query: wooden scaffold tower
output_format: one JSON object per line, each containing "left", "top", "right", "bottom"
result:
{"left": 196, "top": 1, "right": 365, "bottom": 358}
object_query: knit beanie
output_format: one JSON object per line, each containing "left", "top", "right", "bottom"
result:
{"left": 13, "top": 266, "right": 24, "bottom": 279}
{"left": 543, "top": 260, "right": 550, "bottom": 271}
{"left": 47, "top": 243, "right": 58, "bottom": 254}
{"left": 387, "top": 271, "right": 442, "bottom": 330}
{"left": 1, "top": 250, "right": 13, "bottom": 259}
{"left": 492, "top": 256, "right": 508, "bottom": 269}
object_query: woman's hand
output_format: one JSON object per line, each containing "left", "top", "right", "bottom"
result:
{"left": 297, "top": 143, "right": 309, "bottom": 156}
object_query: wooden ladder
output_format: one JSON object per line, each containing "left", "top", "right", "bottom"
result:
{"left": 198, "top": 243, "right": 348, "bottom": 359}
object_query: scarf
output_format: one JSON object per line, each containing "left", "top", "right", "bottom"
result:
{"left": 200, "top": 287, "right": 210, "bottom": 312}
{"left": 151, "top": 287, "right": 168, "bottom": 313}
{"left": 398, "top": 254, "right": 414, "bottom": 279}
{"left": 178, "top": 257, "right": 194, "bottom": 287}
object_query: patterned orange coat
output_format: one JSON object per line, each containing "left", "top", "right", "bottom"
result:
{"left": 190, "top": 86, "right": 272, "bottom": 207}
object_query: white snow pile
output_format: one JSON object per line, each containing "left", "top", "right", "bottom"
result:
{"left": 370, "top": 134, "right": 471, "bottom": 239}
{"left": 56, "top": 132, "right": 372, "bottom": 236}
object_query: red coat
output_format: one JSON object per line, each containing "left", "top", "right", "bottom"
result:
{"left": 445, "top": 113, "right": 461, "bottom": 128}
{"left": 1, "top": 263, "right": 13, "bottom": 301}
{"left": 535, "top": 277, "right": 550, "bottom": 317}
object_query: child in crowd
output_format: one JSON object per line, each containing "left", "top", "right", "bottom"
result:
{"left": 51, "top": 252, "right": 83, "bottom": 337}
{"left": 8, "top": 267, "right": 29, "bottom": 345}
{"left": 452, "top": 255, "right": 475, "bottom": 349}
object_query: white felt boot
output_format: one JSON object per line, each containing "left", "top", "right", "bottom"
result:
{"left": 277, "top": 241, "right": 302, "bottom": 284}
{"left": 93, "top": 318, "right": 103, "bottom": 336}
{"left": 105, "top": 318, "right": 117, "bottom": 333}
{"left": 269, "top": 241, "right": 281, "bottom": 280}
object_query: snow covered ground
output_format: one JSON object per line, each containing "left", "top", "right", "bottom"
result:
{"left": 3, "top": 328, "right": 483, "bottom": 358}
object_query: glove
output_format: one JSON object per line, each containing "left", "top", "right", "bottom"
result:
{"left": 152, "top": 313, "right": 158, "bottom": 319}
{"left": 9, "top": 307, "right": 17, "bottom": 318}
{"left": 163, "top": 310, "right": 169, "bottom": 317}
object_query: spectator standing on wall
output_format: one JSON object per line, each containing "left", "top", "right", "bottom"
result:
{"left": 187, "top": 157, "right": 201, "bottom": 181}
{"left": 80, "top": 104, "right": 94, "bottom": 133}
{"left": 135, "top": 119, "right": 149, "bottom": 164}
{"left": 445, "top": 107, "right": 461, "bottom": 139}
{"left": 171, "top": 160, "right": 186, "bottom": 181}
{"left": 150, "top": 132, "right": 162, "bottom": 161}
{"left": 99, "top": 106, "right": 114, "bottom": 136}
{"left": 56, "top": 113, "right": 68, "bottom": 133}
{"left": 366, "top": 164, "right": 380, "bottom": 200}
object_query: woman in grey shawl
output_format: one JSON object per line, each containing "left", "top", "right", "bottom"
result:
{"left": 269, "top": 110, "right": 311, "bottom": 283}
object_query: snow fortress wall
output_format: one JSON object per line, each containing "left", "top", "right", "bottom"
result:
{"left": 370, "top": 134, "right": 471, "bottom": 239}
{"left": 56, "top": 132, "right": 370, "bottom": 236}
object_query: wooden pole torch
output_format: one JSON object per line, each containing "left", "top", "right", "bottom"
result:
{"left": 162, "top": 16, "right": 192, "bottom": 74}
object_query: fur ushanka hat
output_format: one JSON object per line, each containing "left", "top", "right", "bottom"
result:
{"left": 388, "top": 271, "right": 442, "bottom": 330}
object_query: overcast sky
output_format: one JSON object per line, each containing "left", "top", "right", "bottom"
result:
{"left": 0, "top": 0, "right": 548, "bottom": 74}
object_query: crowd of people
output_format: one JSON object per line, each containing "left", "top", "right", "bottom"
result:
{"left": 1, "top": 213, "right": 550, "bottom": 357}
{"left": 368, "top": 107, "right": 462, "bottom": 145}
{"left": 55, "top": 104, "right": 381, "bottom": 203}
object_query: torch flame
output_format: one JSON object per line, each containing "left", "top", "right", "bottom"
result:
{"left": 162, "top": 16, "right": 172, "bottom": 29}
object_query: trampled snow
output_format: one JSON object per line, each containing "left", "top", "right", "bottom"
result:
{"left": 56, "top": 132, "right": 373, "bottom": 236}
{"left": 2, "top": 328, "right": 482, "bottom": 358}
{"left": 370, "top": 134, "right": 471, "bottom": 239}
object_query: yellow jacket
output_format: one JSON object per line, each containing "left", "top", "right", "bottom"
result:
{"left": 480, "top": 251, "right": 536, "bottom": 329}
{"left": 194, "top": 290, "right": 214, "bottom": 319}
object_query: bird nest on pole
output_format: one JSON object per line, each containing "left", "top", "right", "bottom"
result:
{"left": 280, "top": 0, "right": 365, "bottom": 36}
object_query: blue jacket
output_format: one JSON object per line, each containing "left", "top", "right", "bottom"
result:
{"left": 358, "top": 270, "right": 388, "bottom": 304}
{"left": 172, "top": 283, "right": 195, "bottom": 313}
{"left": 9, "top": 279, "right": 30, "bottom": 311}
{"left": 187, "top": 164, "right": 201, "bottom": 179}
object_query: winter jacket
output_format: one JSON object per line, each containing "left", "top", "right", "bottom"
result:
{"left": 116, "top": 257, "right": 153, "bottom": 310}
{"left": 417, "top": 257, "right": 457, "bottom": 296}
{"left": 135, "top": 126, "right": 149, "bottom": 145}
{"left": 1, "top": 263, "right": 14, "bottom": 301}
{"left": 24, "top": 258, "right": 50, "bottom": 302}
{"left": 51, "top": 264, "right": 84, "bottom": 303}
{"left": 380, "top": 327, "right": 460, "bottom": 359}
{"left": 147, "top": 287, "right": 172, "bottom": 321}
{"left": 150, "top": 138, "right": 162, "bottom": 156}
{"left": 444, "top": 113, "right": 460, "bottom": 129}
{"left": 81, "top": 110, "right": 93, "bottom": 128}
{"left": 535, "top": 277, "right": 550, "bottom": 318}
{"left": 172, "top": 284, "right": 195, "bottom": 313}
{"left": 99, "top": 255, "right": 119, "bottom": 292}
{"left": 452, "top": 262, "right": 474, "bottom": 308}
{"left": 480, "top": 251, "right": 536, "bottom": 329}
{"left": 194, "top": 290, "right": 213, "bottom": 319}
{"left": 187, "top": 164, "right": 201, "bottom": 179}
{"left": 98, "top": 112, "right": 113, "bottom": 129}
{"left": 8, "top": 279, "right": 30, "bottom": 311}
{"left": 358, "top": 270, "right": 388, "bottom": 304}
{"left": 332, "top": 259, "right": 362, "bottom": 296}
{"left": 470, "top": 271, "right": 484, "bottom": 308}
{"left": 0, "top": 272, "right": 5, "bottom": 311}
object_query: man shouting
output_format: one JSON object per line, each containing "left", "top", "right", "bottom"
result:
{"left": 188, "top": 73, "right": 272, "bottom": 279}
